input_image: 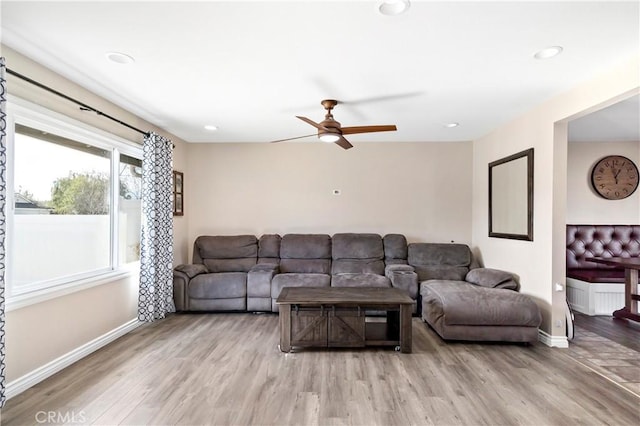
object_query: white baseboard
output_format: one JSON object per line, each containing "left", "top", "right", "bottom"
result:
{"left": 6, "top": 318, "right": 142, "bottom": 400}
{"left": 538, "top": 329, "right": 568, "bottom": 348}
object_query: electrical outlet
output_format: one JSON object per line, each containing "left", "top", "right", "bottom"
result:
{"left": 554, "top": 283, "right": 564, "bottom": 292}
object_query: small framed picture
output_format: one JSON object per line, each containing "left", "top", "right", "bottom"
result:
{"left": 173, "top": 170, "right": 184, "bottom": 216}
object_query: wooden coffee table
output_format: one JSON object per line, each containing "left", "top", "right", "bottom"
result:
{"left": 276, "top": 286, "right": 415, "bottom": 353}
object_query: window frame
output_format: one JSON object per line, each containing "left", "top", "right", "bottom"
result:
{"left": 5, "top": 96, "right": 144, "bottom": 311}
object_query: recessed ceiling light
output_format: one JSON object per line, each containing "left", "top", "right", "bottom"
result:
{"left": 444, "top": 122, "right": 459, "bottom": 128}
{"left": 204, "top": 125, "right": 218, "bottom": 131}
{"left": 534, "top": 46, "right": 563, "bottom": 60}
{"left": 378, "top": 0, "right": 411, "bottom": 16}
{"left": 105, "top": 52, "right": 135, "bottom": 64}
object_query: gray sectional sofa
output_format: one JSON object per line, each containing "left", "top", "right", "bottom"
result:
{"left": 174, "top": 233, "right": 416, "bottom": 312}
{"left": 173, "top": 233, "right": 542, "bottom": 343}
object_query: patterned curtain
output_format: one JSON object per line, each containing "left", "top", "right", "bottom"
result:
{"left": 0, "top": 57, "right": 7, "bottom": 407}
{"left": 138, "top": 132, "right": 175, "bottom": 322}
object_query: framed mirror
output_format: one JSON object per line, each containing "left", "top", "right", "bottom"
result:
{"left": 488, "top": 148, "right": 534, "bottom": 241}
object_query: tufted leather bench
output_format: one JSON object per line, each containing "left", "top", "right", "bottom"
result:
{"left": 566, "top": 225, "right": 640, "bottom": 283}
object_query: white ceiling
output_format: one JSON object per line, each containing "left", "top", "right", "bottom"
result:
{"left": 568, "top": 94, "right": 640, "bottom": 142}
{"left": 1, "top": 1, "right": 639, "bottom": 144}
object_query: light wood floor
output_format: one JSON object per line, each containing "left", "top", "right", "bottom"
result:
{"left": 3, "top": 313, "right": 639, "bottom": 426}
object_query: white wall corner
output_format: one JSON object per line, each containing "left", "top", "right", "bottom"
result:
{"left": 538, "top": 329, "right": 569, "bottom": 348}
{"left": 5, "top": 318, "right": 142, "bottom": 400}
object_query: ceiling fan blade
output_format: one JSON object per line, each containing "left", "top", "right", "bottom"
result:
{"left": 335, "top": 136, "right": 353, "bottom": 150}
{"left": 339, "top": 91, "right": 423, "bottom": 106}
{"left": 341, "top": 125, "right": 397, "bottom": 135}
{"left": 270, "top": 133, "right": 317, "bottom": 143}
{"left": 296, "top": 116, "right": 328, "bottom": 131}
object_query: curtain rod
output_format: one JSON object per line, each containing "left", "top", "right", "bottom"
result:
{"left": 7, "top": 68, "right": 149, "bottom": 137}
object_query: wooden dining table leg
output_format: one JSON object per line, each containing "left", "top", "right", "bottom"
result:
{"left": 613, "top": 267, "right": 640, "bottom": 322}
{"left": 627, "top": 268, "right": 638, "bottom": 315}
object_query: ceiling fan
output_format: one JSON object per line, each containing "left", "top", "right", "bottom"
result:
{"left": 271, "top": 99, "right": 397, "bottom": 150}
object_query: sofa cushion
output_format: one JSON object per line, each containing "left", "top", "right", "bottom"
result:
{"left": 383, "top": 234, "right": 408, "bottom": 264}
{"left": 386, "top": 264, "right": 415, "bottom": 273}
{"left": 279, "top": 234, "right": 331, "bottom": 273}
{"left": 413, "top": 265, "right": 469, "bottom": 282}
{"left": 279, "top": 259, "right": 331, "bottom": 274}
{"left": 204, "top": 258, "right": 257, "bottom": 273}
{"left": 420, "top": 280, "right": 541, "bottom": 327}
{"left": 280, "top": 234, "right": 331, "bottom": 259}
{"left": 409, "top": 243, "right": 471, "bottom": 281}
{"left": 194, "top": 235, "right": 258, "bottom": 272}
{"left": 332, "top": 259, "right": 385, "bottom": 275}
{"left": 195, "top": 235, "right": 258, "bottom": 259}
{"left": 408, "top": 243, "right": 471, "bottom": 266}
{"left": 189, "top": 272, "right": 247, "bottom": 299}
{"left": 465, "top": 268, "right": 518, "bottom": 290}
{"left": 271, "top": 273, "right": 331, "bottom": 298}
{"left": 258, "top": 234, "right": 281, "bottom": 262}
{"left": 331, "top": 233, "right": 385, "bottom": 275}
{"left": 332, "top": 233, "right": 384, "bottom": 259}
{"left": 331, "top": 273, "right": 391, "bottom": 288}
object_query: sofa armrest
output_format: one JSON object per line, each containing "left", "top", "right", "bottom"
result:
{"left": 174, "top": 263, "right": 208, "bottom": 279}
{"left": 465, "top": 268, "right": 519, "bottom": 291}
{"left": 173, "top": 270, "right": 190, "bottom": 311}
{"left": 385, "top": 264, "right": 418, "bottom": 299}
{"left": 173, "top": 264, "right": 208, "bottom": 312}
{"left": 248, "top": 263, "right": 279, "bottom": 298}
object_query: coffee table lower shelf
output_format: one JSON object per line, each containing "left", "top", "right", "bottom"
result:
{"left": 364, "top": 321, "right": 402, "bottom": 347}
{"left": 278, "top": 305, "right": 411, "bottom": 353}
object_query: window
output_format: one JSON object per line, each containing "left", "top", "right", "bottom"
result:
{"left": 119, "top": 154, "right": 142, "bottom": 264}
{"left": 7, "top": 99, "right": 143, "bottom": 300}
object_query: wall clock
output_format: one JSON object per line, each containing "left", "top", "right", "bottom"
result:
{"left": 591, "top": 155, "right": 639, "bottom": 200}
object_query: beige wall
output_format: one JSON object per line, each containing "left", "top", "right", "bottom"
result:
{"left": 567, "top": 140, "right": 640, "bottom": 224}
{"left": 5, "top": 277, "right": 138, "bottom": 382}
{"left": 2, "top": 45, "right": 189, "bottom": 385}
{"left": 185, "top": 141, "right": 473, "bottom": 260}
{"left": 173, "top": 142, "right": 189, "bottom": 265}
{"left": 472, "top": 55, "right": 640, "bottom": 338}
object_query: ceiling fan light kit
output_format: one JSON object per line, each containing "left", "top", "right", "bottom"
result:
{"left": 378, "top": 0, "right": 411, "bottom": 16}
{"left": 271, "top": 99, "right": 397, "bottom": 150}
{"left": 319, "top": 133, "right": 340, "bottom": 143}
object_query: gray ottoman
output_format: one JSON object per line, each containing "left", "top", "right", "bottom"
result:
{"left": 421, "top": 280, "right": 542, "bottom": 343}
